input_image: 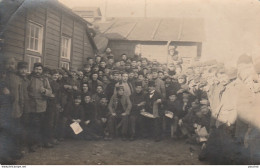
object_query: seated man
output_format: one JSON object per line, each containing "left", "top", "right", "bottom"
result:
{"left": 129, "top": 81, "right": 146, "bottom": 140}
{"left": 107, "top": 86, "right": 132, "bottom": 141}
{"left": 143, "top": 81, "right": 163, "bottom": 142}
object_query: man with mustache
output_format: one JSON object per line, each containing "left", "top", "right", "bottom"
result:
{"left": 27, "top": 63, "right": 52, "bottom": 151}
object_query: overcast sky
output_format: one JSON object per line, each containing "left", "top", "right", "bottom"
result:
{"left": 59, "top": 0, "right": 260, "bottom": 65}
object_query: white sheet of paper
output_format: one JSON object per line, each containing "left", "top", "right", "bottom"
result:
{"left": 70, "top": 122, "right": 83, "bottom": 135}
{"left": 140, "top": 111, "right": 155, "bottom": 118}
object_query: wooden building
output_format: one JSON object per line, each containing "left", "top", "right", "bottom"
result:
{"left": 0, "top": 0, "right": 97, "bottom": 71}
{"left": 96, "top": 18, "right": 205, "bottom": 65}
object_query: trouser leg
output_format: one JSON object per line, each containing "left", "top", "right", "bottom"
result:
{"left": 154, "top": 117, "right": 162, "bottom": 140}
{"left": 121, "top": 115, "right": 128, "bottom": 136}
{"left": 130, "top": 115, "right": 136, "bottom": 137}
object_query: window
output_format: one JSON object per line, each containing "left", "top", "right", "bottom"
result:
{"left": 60, "top": 36, "right": 71, "bottom": 60}
{"left": 27, "top": 21, "right": 43, "bottom": 53}
{"left": 61, "top": 61, "right": 70, "bottom": 70}
{"left": 26, "top": 55, "right": 41, "bottom": 72}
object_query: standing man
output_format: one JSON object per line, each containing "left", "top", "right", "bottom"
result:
{"left": 115, "top": 72, "right": 134, "bottom": 97}
{"left": 27, "top": 63, "right": 52, "bottom": 151}
{"left": 151, "top": 69, "right": 166, "bottom": 99}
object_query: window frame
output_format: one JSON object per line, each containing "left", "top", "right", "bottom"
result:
{"left": 61, "top": 61, "right": 70, "bottom": 70}
{"left": 60, "top": 35, "right": 72, "bottom": 60}
{"left": 26, "top": 21, "right": 44, "bottom": 54}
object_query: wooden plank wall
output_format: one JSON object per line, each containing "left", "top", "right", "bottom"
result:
{"left": 2, "top": 1, "right": 95, "bottom": 70}
{"left": 44, "top": 6, "right": 61, "bottom": 68}
{"left": 2, "top": 5, "right": 26, "bottom": 61}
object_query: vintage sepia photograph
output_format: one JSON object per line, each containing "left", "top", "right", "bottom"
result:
{"left": 0, "top": 0, "right": 260, "bottom": 165}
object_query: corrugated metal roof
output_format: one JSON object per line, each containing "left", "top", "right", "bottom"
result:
{"left": 95, "top": 18, "right": 205, "bottom": 42}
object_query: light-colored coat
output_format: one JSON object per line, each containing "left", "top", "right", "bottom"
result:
{"left": 108, "top": 94, "right": 132, "bottom": 115}
{"left": 28, "top": 75, "right": 52, "bottom": 113}
{"left": 215, "top": 80, "right": 238, "bottom": 127}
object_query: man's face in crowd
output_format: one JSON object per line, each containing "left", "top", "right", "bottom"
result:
{"left": 93, "top": 66, "right": 99, "bottom": 72}
{"left": 176, "top": 67, "right": 182, "bottom": 74}
{"left": 74, "top": 98, "right": 81, "bottom": 105}
{"left": 100, "top": 62, "right": 106, "bottom": 68}
{"left": 142, "top": 60, "right": 147, "bottom": 67}
{"left": 168, "top": 64, "right": 175, "bottom": 71}
{"left": 103, "top": 76, "right": 109, "bottom": 83}
{"left": 135, "top": 86, "right": 142, "bottom": 93}
{"left": 138, "top": 74, "right": 144, "bottom": 81}
{"left": 134, "top": 72, "right": 138, "bottom": 78}
{"left": 143, "top": 69, "right": 148, "bottom": 74}
{"left": 92, "top": 74, "right": 98, "bottom": 80}
{"left": 96, "top": 56, "right": 101, "bottom": 63}
{"left": 131, "top": 61, "right": 137, "bottom": 67}
{"left": 113, "top": 74, "right": 119, "bottom": 81}
{"left": 158, "top": 72, "right": 164, "bottom": 79}
{"left": 152, "top": 72, "right": 158, "bottom": 79}
{"left": 5, "top": 58, "right": 16, "bottom": 71}
{"left": 100, "top": 98, "right": 108, "bottom": 105}
{"left": 88, "top": 59, "right": 94, "bottom": 65}
{"left": 122, "top": 73, "right": 128, "bottom": 82}
{"left": 34, "top": 66, "right": 43, "bottom": 76}
{"left": 118, "top": 88, "right": 124, "bottom": 96}
{"left": 137, "top": 61, "right": 141, "bottom": 67}
{"left": 104, "top": 68, "right": 110, "bottom": 74}
{"left": 18, "top": 68, "right": 27, "bottom": 77}
{"left": 186, "top": 68, "right": 194, "bottom": 76}
{"left": 52, "top": 73, "right": 59, "bottom": 81}
{"left": 71, "top": 71, "right": 77, "bottom": 79}
{"left": 78, "top": 71, "right": 84, "bottom": 79}
{"left": 96, "top": 86, "right": 103, "bottom": 93}
{"left": 58, "top": 74, "right": 63, "bottom": 80}
{"left": 129, "top": 72, "right": 134, "bottom": 79}
{"left": 82, "top": 84, "right": 88, "bottom": 92}
{"left": 115, "top": 62, "right": 121, "bottom": 67}
{"left": 84, "top": 67, "right": 91, "bottom": 73}
{"left": 169, "top": 49, "right": 175, "bottom": 56}
{"left": 83, "top": 76, "right": 88, "bottom": 82}
{"left": 108, "top": 58, "right": 114, "bottom": 64}
{"left": 118, "top": 74, "right": 122, "bottom": 80}
{"left": 84, "top": 96, "right": 91, "bottom": 103}
{"left": 122, "top": 55, "right": 127, "bottom": 60}
{"left": 98, "top": 71, "right": 103, "bottom": 77}
{"left": 147, "top": 73, "right": 152, "bottom": 80}
{"left": 169, "top": 95, "right": 177, "bottom": 102}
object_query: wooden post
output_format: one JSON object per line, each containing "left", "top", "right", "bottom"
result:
{"left": 166, "top": 41, "right": 171, "bottom": 68}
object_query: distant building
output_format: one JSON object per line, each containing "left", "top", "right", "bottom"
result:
{"left": 73, "top": 7, "right": 102, "bottom": 23}
{"left": 0, "top": 0, "right": 97, "bottom": 71}
{"left": 95, "top": 17, "right": 205, "bottom": 65}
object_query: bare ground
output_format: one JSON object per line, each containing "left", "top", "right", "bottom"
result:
{"left": 17, "top": 138, "right": 208, "bottom": 165}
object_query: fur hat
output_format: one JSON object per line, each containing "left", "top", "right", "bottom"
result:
{"left": 17, "top": 61, "right": 28, "bottom": 69}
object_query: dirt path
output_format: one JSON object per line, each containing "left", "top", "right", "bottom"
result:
{"left": 17, "top": 139, "right": 208, "bottom": 165}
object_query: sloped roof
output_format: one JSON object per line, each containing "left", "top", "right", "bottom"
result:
{"left": 95, "top": 17, "right": 205, "bottom": 42}
{"left": 72, "top": 7, "right": 102, "bottom": 17}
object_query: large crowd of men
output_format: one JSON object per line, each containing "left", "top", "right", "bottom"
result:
{"left": 0, "top": 47, "right": 260, "bottom": 165}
